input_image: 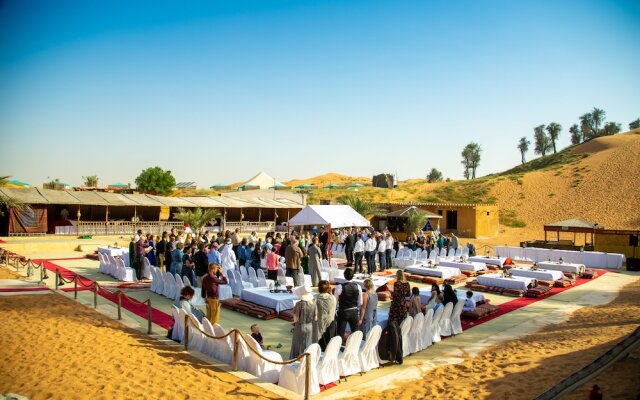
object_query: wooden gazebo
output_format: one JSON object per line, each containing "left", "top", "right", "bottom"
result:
{"left": 543, "top": 218, "right": 603, "bottom": 246}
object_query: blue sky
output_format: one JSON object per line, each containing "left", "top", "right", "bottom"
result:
{"left": 1, "top": 0, "right": 639, "bottom": 188}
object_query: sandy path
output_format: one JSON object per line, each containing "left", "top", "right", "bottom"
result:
{"left": 351, "top": 279, "right": 640, "bottom": 400}
{"left": 0, "top": 293, "right": 285, "bottom": 400}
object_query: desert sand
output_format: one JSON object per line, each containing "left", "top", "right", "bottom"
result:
{"left": 0, "top": 292, "right": 285, "bottom": 400}
{"left": 353, "top": 278, "right": 640, "bottom": 400}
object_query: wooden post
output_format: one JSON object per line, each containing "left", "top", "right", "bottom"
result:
{"left": 232, "top": 330, "right": 239, "bottom": 371}
{"left": 544, "top": 230, "right": 547, "bottom": 242}
{"left": 93, "top": 283, "right": 98, "bottom": 308}
{"left": 304, "top": 353, "right": 311, "bottom": 400}
{"left": 147, "top": 300, "right": 152, "bottom": 334}
{"left": 39, "top": 263, "right": 43, "bottom": 283}
{"left": 55, "top": 269, "right": 59, "bottom": 290}
{"left": 117, "top": 291, "right": 122, "bottom": 320}
{"left": 184, "top": 315, "right": 189, "bottom": 351}
{"left": 557, "top": 231, "right": 560, "bottom": 242}
{"left": 74, "top": 276, "right": 78, "bottom": 299}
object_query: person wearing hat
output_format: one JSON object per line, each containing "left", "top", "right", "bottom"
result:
{"left": 289, "top": 284, "right": 317, "bottom": 359}
{"left": 221, "top": 239, "right": 237, "bottom": 271}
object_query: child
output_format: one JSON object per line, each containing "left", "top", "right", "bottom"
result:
{"left": 250, "top": 324, "right": 271, "bottom": 350}
{"left": 462, "top": 290, "right": 476, "bottom": 312}
{"left": 408, "top": 286, "right": 422, "bottom": 317}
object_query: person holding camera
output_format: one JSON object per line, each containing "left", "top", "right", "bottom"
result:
{"left": 201, "top": 263, "right": 228, "bottom": 324}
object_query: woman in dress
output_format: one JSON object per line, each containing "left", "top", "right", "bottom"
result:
{"left": 181, "top": 246, "right": 196, "bottom": 286}
{"left": 170, "top": 242, "right": 184, "bottom": 276}
{"left": 442, "top": 284, "right": 458, "bottom": 306}
{"left": 145, "top": 234, "right": 157, "bottom": 266}
{"left": 389, "top": 269, "right": 410, "bottom": 324}
{"left": 315, "top": 280, "right": 337, "bottom": 351}
{"left": 426, "top": 283, "right": 443, "bottom": 311}
{"left": 358, "top": 279, "right": 378, "bottom": 339}
{"left": 290, "top": 285, "right": 317, "bottom": 359}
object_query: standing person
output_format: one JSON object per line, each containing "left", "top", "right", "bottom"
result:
{"left": 207, "top": 242, "right": 221, "bottom": 265}
{"left": 385, "top": 233, "right": 394, "bottom": 270}
{"left": 181, "top": 246, "right": 196, "bottom": 286}
{"left": 408, "top": 286, "right": 422, "bottom": 317}
{"left": 201, "top": 263, "right": 228, "bottom": 324}
{"left": 134, "top": 230, "right": 148, "bottom": 281}
{"left": 128, "top": 236, "right": 136, "bottom": 273}
{"left": 265, "top": 246, "right": 280, "bottom": 281}
{"left": 377, "top": 233, "right": 387, "bottom": 272}
{"left": 307, "top": 237, "right": 323, "bottom": 287}
{"left": 244, "top": 242, "right": 255, "bottom": 268}
{"left": 170, "top": 242, "right": 184, "bottom": 276}
{"left": 315, "top": 280, "right": 337, "bottom": 351}
{"left": 437, "top": 234, "right": 445, "bottom": 252}
{"left": 364, "top": 234, "right": 377, "bottom": 275}
{"left": 353, "top": 234, "right": 365, "bottom": 274}
{"left": 319, "top": 226, "right": 329, "bottom": 260}
{"left": 335, "top": 268, "right": 360, "bottom": 339}
{"left": 358, "top": 279, "right": 378, "bottom": 339}
{"left": 289, "top": 285, "right": 317, "bottom": 359}
{"left": 156, "top": 232, "right": 168, "bottom": 272}
{"left": 344, "top": 227, "right": 355, "bottom": 267}
{"left": 237, "top": 238, "right": 247, "bottom": 268}
{"left": 284, "top": 239, "right": 304, "bottom": 287}
{"left": 145, "top": 234, "right": 157, "bottom": 267}
{"left": 442, "top": 284, "right": 458, "bottom": 306}
{"left": 231, "top": 228, "right": 240, "bottom": 256}
{"left": 389, "top": 270, "right": 410, "bottom": 324}
{"left": 450, "top": 233, "right": 459, "bottom": 253}
{"left": 194, "top": 243, "right": 209, "bottom": 288}
{"left": 247, "top": 231, "right": 257, "bottom": 244}
{"left": 221, "top": 239, "right": 237, "bottom": 272}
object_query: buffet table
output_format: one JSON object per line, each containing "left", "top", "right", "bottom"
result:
{"left": 467, "top": 256, "right": 507, "bottom": 267}
{"left": 509, "top": 267, "right": 564, "bottom": 281}
{"left": 477, "top": 273, "right": 534, "bottom": 291}
{"left": 536, "top": 261, "right": 585, "bottom": 275}
{"left": 240, "top": 287, "right": 299, "bottom": 314}
{"left": 494, "top": 246, "right": 625, "bottom": 269}
{"left": 405, "top": 264, "right": 462, "bottom": 280}
{"left": 438, "top": 260, "right": 486, "bottom": 272}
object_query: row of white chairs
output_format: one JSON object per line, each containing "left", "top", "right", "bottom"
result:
{"left": 399, "top": 300, "right": 465, "bottom": 358}
{"left": 150, "top": 266, "right": 232, "bottom": 302}
{"left": 97, "top": 252, "right": 136, "bottom": 282}
{"left": 171, "top": 305, "right": 383, "bottom": 397}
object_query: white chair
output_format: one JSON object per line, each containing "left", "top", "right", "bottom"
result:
{"left": 243, "top": 334, "right": 283, "bottom": 383}
{"left": 142, "top": 257, "right": 152, "bottom": 280}
{"left": 359, "top": 325, "right": 382, "bottom": 372}
{"left": 163, "top": 272, "right": 176, "bottom": 299}
{"left": 248, "top": 268, "right": 260, "bottom": 287}
{"left": 212, "top": 324, "right": 233, "bottom": 364}
{"left": 107, "top": 255, "right": 118, "bottom": 277}
{"left": 279, "top": 343, "right": 321, "bottom": 396}
{"left": 339, "top": 330, "right": 363, "bottom": 378}
{"left": 236, "top": 334, "right": 252, "bottom": 373}
{"left": 317, "top": 336, "right": 342, "bottom": 386}
{"left": 428, "top": 250, "right": 437, "bottom": 261}
{"left": 276, "top": 268, "right": 288, "bottom": 286}
{"left": 407, "top": 313, "right": 424, "bottom": 355}
{"left": 233, "top": 270, "right": 255, "bottom": 292}
{"left": 182, "top": 275, "right": 206, "bottom": 307}
{"left": 421, "top": 309, "right": 434, "bottom": 350}
{"left": 418, "top": 250, "right": 428, "bottom": 260}
{"left": 256, "top": 269, "right": 267, "bottom": 287}
{"left": 154, "top": 268, "right": 165, "bottom": 294}
{"left": 451, "top": 300, "right": 465, "bottom": 335}
{"left": 174, "top": 273, "right": 185, "bottom": 301}
{"left": 400, "top": 316, "right": 413, "bottom": 358}
{"left": 454, "top": 247, "right": 462, "bottom": 257}
{"left": 97, "top": 253, "right": 106, "bottom": 273}
{"left": 218, "top": 283, "right": 233, "bottom": 301}
{"left": 447, "top": 248, "right": 455, "bottom": 258}
{"left": 187, "top": 313, "right": 206, "bottom": 352}
{"left": 321, "top": 259, "right": 330, "bottom": 270}
{"left": 117, "top": 258, "right": 136, "bottom": 282}
{"left": 432, "top": 306, "right": 444, "bottom": 343}
{"left": 201, "top": 318, "right": 218, "bottom": 358}
{"left": 461, "top": 246, "right": 470, "bottom": 259}
{"left": 227, "top": 272, "right": 241, "bottom": 297}
{"left": 171, "top": 306, "right": 186, "bottom": 342}
{"left": 240, "top": 266, "right": 249, "bottom": 282}
{"left": 439, "top": 302, "right": 454, "bottom": 337}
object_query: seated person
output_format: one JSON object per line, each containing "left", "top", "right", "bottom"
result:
{"left": 408, "top": 286, "right": 422, "bottom": 317}
{"left": 462, "top": 290, "right": 476, "bottom": 312}
{"left": 173, "top": 286, "right": 205, "bottom": 322}
{"left": 250, "top": 323, "right": 271, "bottom": 350}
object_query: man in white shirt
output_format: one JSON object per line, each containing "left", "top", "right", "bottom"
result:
{"left": 377, "top": 235, "right": 387, "bottom": 271}
{"left": 385, "top": 233, "right": 394, "bottom": 270}
{"left": 353, "top": 234, "right": 365, "bottom": 273}
{"left": 247, "top": 231, "right": 257, "bottom": 244}
{"left": 364, "top": 235, "right": 377, "bottom": 275}
{"left": 462, "top": 290, "right": 476, "bottom": 312}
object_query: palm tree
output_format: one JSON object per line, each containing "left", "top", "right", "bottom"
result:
{"left": 546, "top": 122, "right": 562, "bottom": 153}
{"left": 517, "top": 137, "right": 530, "bottom": 164}
{"left": 592, "top": 107, "right": 605, "bottom": 134}
{"left": 0, "top": 175, "right": 25, "bottom": 217}
{"left": 534, "top": 125, "right": 550, "bottom": 157}
{"left": 172, "top": 207, "right": 221, "bottom": 233}
{"left": 82, "top": 175, "right": 99, "bottom": 187}
{"left": 339, "top": 195, "right": 382, "bottom": 218}
{"left": 569, "top": 124, "right": 582, "bottom": 145}
{"left": 405, "top": 207, "right": 428, "bottom": 234}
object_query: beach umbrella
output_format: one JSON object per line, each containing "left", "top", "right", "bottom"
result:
{"left": 9, "top": 179, "right": 29, "bottom": 188}
{"left": 346, "top": 183, "right": 364, "bottom": 188}
{"left": 110, "top": 182, "right": 127, "bottom": 187}
{"left": 295, "top": 183, "right": 316, "bottom": 189}
{"left": 269, "top": 182, "right": 290, "bottom": 189}
{"left": 322, "top": 183, "right": 341, "bottom": 189}
{"left": 209, "top": 183, "right": 229, "bottom": 189}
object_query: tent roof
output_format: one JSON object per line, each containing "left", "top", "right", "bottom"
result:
{"left": 237, "top": 172, "right": 285, "bottom": 190}
{"left": 544, "top": 219, "right": 600, "bottom": 229}
{"left": 288, "top": 205, "right": 370, "bottom": 228}
{"left": 385, "top": 206, "right": 442, "bottom": 218}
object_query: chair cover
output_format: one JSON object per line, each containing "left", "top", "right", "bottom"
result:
{"left": 317, "top": 336, "right": 342, "bottom": 385}
{"left": 212, "top": 324, "right": 233, "bottom": 364}
{"left": 240, "top": 266, "right": 249, "bottom": 282}
{"left": 455, "top": 247, "right": 462, "bottom": 257}
{"left": 227, "top": 272, "right": 240, "bottom": 297}
{"left": 248, "top": 268, "right": 260, "bottom": 287}
{"left": 439, "top": 302, "right": 454, "bottom": 337}
{"left": 201, "top": 318, "right": 218, "bottom": 358}
{"left": 450, "top": 300, "right": 465, "bottom": 335}
{"left": 447, "top": 248, "right": 455, "bottom": 258}
{"left": 142, "top": 257, "right": 152, "bottom": 279}
{"left": 183, "top": 275, "right": 191, "bottom": 287}
{"left": 256, "top": 269, "right": 268, "bottom": 287}
{"left": 236, "top": 334, "right": 252, "bottom": 373}
{"left": 243, "top": 334, "right": 283, "bottom": 383}
{"left": 432, "top": 305, "right": 444, "bottom": 343}
{"left": 421, "top": 309, "right": 434, "bottom": 350}
{"left": 276, "top": 268, "right": 288, "bottom": 286}
{"left": 279, "top": 343, "right": 321, "bottom": 396}
{"left": 407, "top": 313, "right": 424, "bottom": 355}
{"left": 174, "top": 273, "right": 185, "bottom": 301}
{"left": 187, "top": 313, "right": 205, "bottom": 352}
{"left": 359, "top": 325, "right": 382, "bottom": 372}
{"left": 429, "top": 251, "right": 437, "bottom": 261}
{"left": 400, "top": 316, "right": 413, "bottom": 357}
{"left": 171, "top": 306, "right": 186, "bottom": 342}
{"left": 339, "top": 330, "right": 363, "bottom": 378}
{"left": 163, "top": 272, "right": 176, "bottom": 299}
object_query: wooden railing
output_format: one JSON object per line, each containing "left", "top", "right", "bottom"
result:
{"left": 224, "top": 221, "right": 275, "bottom": 232}
{"left": 73, "top": 221, "right": 184, "bottom": 236}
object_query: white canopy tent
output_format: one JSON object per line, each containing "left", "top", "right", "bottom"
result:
{"left": 288, "top": 205, "right": 370, "bottom": 228}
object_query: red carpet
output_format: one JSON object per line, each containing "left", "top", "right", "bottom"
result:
{"left": 34, "top": 259, "right": 173, "bottom": 330}
{"left": 461, "top": 270, "right": 607, "bottom": 331}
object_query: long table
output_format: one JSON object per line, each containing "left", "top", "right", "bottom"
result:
{"left": 405, "top": 264, "right": 461, "bottom": 280}
{"left": 536, "top": 261, "right": 585, "bottom": 275}
{"left": 509, "top": 267, "right": 564, "bottom": 281}
{"left": 418, "top": 288, "right": 485, "bottom": 305}
{"left": 438, "top": 260, "right": 486, "bottom": 272}
{"left": 494, "top": 246, "right": 625, "bottom": 269}
{"left": 477, "top": 273, "right": 534, "bottom": 291}
{"left": 333, "top": 275, "right": 394, "bottom": 291}
{"left": 468, "top": 256, "right": 507, "bottom": 267}
{"left": 240, "top": 287, "right": 299, "bottom": 313}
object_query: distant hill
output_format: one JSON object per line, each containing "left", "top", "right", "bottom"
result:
{"left": 284, "top": 173, "right": 370, "bottom": 188}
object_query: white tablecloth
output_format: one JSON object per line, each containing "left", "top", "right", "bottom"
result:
{"left": 97, "top": 246, "right": 130, "bottom": 267}
{"left": 418, "top": 288, "right": 485, "bottom": 305}
{"left": 509, "top": 267, "right": 564, "bottom": 281}
{"left": 477, "top": 273, "right": 534, "bottom": 291}
{"left": 494, "top": 246, "right": 625, "bottom": 269}
{"left": 240, "top": 287, "right": 299, "bottom": 313}
{"left": 438, "top": 260, "right": 486, "bottom": 272}
{"left": 334, "top": 275, "right": 393, "bottom": 291}
{"left": 468, "top": 256, "right": 507, "bottom": 267}
{"left": 405, "top": 264, "right": 461, "bottom": 280}
{"left": 537, "top": 261, "right": 585, "bottom": 275}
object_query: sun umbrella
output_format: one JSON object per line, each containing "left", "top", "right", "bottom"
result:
{"left": 322, "top": 183, "right": 341, "bottom": 189}
{"left": 269, "top": 183, "right": 290, "bottom": 189}
{"left": 346, "top": 183, "right": 364, "bottom": 188}
{"left": 295, "top": 183, "right": 316, "bottom": 189}
{"left": 209, "top": 183, "right": 229, "bottom": 189}
{"left": 110, "top": 182, "right": 128, "bottom": 187}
